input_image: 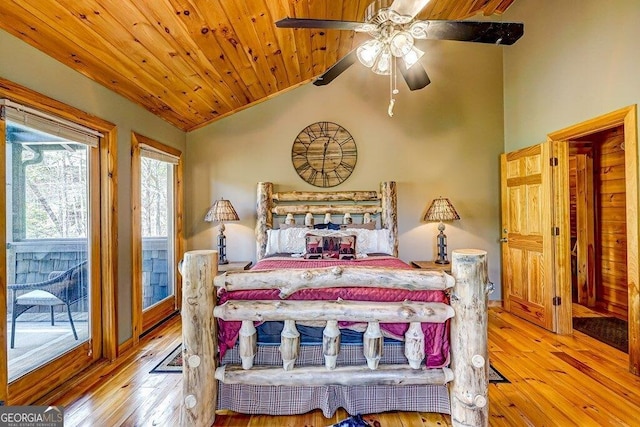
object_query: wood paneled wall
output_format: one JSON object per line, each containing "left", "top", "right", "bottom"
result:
{"left": 568, "top": 143, "right": 595, "bottom": 307}
{"left": 592, "top": 127, "right": 628, "bottom": 318}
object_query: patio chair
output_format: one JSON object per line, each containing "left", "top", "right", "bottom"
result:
{"left": 8, "top": 260, "right": 88, "bottom": 349}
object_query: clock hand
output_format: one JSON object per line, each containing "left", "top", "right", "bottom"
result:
{"left": 320, "top": 141, "right": 329, "bottom": 174}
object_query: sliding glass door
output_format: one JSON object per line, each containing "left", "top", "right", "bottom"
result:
{"left": 2, "top": 100, "right": 101, "bottom": 388}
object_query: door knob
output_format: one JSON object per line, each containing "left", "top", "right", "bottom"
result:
{"left": 500, "top": 237, "right": 508, "bottom": 242}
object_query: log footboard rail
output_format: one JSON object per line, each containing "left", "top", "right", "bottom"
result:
{"left": 179, "top": 249, "right": 490, "bottom": 427}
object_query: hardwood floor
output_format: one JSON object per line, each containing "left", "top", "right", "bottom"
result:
{"left": 46, "top": 307, "right": 640, "bottom": 426}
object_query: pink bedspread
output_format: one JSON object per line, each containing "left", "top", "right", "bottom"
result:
{"left": 217, "top": 256, "right": 450, "bottom": 368}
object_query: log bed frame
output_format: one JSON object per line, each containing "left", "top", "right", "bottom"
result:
{"left": 179, "top": 182, "right": 491, "bottom": 427}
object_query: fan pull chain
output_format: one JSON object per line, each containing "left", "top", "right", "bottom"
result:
{"left": 388, "top": 57, "right": 397, "bottom": 117}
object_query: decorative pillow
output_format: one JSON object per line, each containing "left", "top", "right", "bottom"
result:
{"left": 304, "top": 233, "right": 324, "bottom": 259}
{"left": 304, "top": 234, "right": 357, "bottom": 259}
{"left": 344, "top": 228, "right": 392, "bottom": 255}
{"left": 265, "top": 228, "right": 309, "bottom": 255}
{"left": 314, "top": 222, "right": 341, "bottom": 230}
{"left": 336, "top": 234, "right": 357, "bottom": 260}
{"left": 265, "top": 228, "right": 391, "bottom": 256}
{"left": 340, "top": 222, "right": 376, "bottom": 230}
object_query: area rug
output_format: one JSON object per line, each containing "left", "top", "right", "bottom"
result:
{"left": 573, "top": 316, "right": 628, "bottom": 353}
{"left": 149, "top": 343, "right": 182, "bottom": 373}
{"left": 150, "top": 344, "right": 509, "bottom": 383}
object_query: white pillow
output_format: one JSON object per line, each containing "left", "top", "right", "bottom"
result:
{"left": 265, "top": 228, "right": 316, "bottom": 255}
{"left": 344, "top": 228, "right": 393, "bottom": 255}
{"left": 265, "top": 228, "right": 393, "bottom": 256}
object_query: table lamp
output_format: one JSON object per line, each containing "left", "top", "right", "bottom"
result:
{"left": 204, "top": 198, "right": 239, "bottom": 265}
{"left": 424, "top": 197, "right": 460, "bottom": 264}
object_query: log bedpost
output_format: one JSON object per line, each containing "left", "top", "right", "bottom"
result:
{"left": 323, "top": 320, "right": 341, "bottom": 369}
{"left": 239, "top": 320, "right": 257, "bottom": 370}
{"left": 404, "top": 322, "right": 425, "bottom": 369}
{"left": 179, "top": 250, "right": 218, "bottom": 427}
{"left": 363, "top": 321, "right": 383, "bottom": 370}
{"left": 449, "top": 249, "right": 490, "bottom": 427}
{"left": 380, "top": 181, "right": 398, "bottom": 257}
{"left": 280, "top": 319, "right": 300, "bottom": 371}
{"left": 256, "top": 182, "right": 273, "bottom": 260}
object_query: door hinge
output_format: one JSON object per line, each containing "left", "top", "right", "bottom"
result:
{"left": 550, "top": 157, "right": 558, "bottom": 166}
{"left": 553, "top": 296, "right": 562, "bottom": 306}
{"left": 552, "top": 226, "right": 560, "bottom": 236}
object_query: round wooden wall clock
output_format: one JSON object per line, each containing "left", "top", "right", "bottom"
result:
{"left": 291, "top": 121, "right": 357, "bottom": 188}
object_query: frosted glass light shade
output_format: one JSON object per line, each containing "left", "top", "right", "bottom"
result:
{"left": 356, "top": 40, "right": 383, "bottom": 68}
{"left": 372, "top": 47, "right": 392, "bottom": 75}
{"left": 409, "top": 21, "right": 429, "bottom": 39}
{"left": 402, "top": 46, "right": 425, "bottom": 69}
{"left": 390, "top": 31, "right": 414, "bottom": 57}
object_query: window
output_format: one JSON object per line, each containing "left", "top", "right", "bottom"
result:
{"left": 131, "top": 133, "right": 183, "bottom": 337}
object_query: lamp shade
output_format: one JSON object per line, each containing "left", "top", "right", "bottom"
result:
{"left": 424, "top": 197, "right": 460, "bottom": 222}
{"left": 204, "top": 199, "right": 239, "bottom": 222}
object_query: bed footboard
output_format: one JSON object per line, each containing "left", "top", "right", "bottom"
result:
{"left": 179, "top": 249, "right": 490, "bottom": 427}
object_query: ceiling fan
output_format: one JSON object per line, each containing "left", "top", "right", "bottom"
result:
{"left": 276, "top": 0, "right": 524, "bottom": 115}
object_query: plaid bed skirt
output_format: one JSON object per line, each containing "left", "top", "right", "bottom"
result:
{"left": 218, "top": 343, "right": 451, "bottom": 418}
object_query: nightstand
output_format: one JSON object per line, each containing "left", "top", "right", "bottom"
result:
{"left": 217, "top": 261, "right": 252, "bottom": 273}
{"left": 410, "top": 261, "right": 451, "bottom": 274}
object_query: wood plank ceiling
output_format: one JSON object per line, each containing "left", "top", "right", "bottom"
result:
{"left": 0, "top": 0, "right": 517, "bottom": 131}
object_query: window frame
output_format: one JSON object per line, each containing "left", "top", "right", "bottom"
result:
{"left": 0, "top": 77, "right": 118, "bottom": 404}
{"left": 131, "top": 132, "right": 184, "bottom": 340}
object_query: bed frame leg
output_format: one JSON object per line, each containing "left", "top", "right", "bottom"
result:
{"left": 323, "top": 320, "right": 341, "bottom": 370}
{"left": 363, "top": 321, "right": 383, "bottom": 370}
{"left": 239, "top": 320, "right": 257, "bottom": 370}
{"left": 449, "top": 249, "right": 490, "bottom": 427}
{"left": 404, "top": 322, "right": 425, "bottom": 369}
{"left": 179, "top": 250, "right": 218, "bottom": 427}
{"left": 281, "top": 319, "right": 300, "bottom": 371}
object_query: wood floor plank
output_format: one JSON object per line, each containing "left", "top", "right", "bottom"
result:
{"left": 46, "top": 308, "right": 640, "bottom": 426}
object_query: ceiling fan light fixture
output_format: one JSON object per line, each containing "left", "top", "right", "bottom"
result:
{"left": 408, "top": 21, "right": 429, "bottom": 39}
{"left": 402, "top": 45, "right": 425, "bottom": 69}
{"left": 372, "top": 47, "right": 392, "bottom": 75}
{"left": 387, "top": 9, "right": 412, "bottom": 25}
{"left": 389, "top": 31, "right": 414, "bottom": 57}
{"left": 356, "top": 39, "right": 383, "bottom": 68}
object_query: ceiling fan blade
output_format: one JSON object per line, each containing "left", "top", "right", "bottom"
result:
{"left": 276, "top": 17, "right": 367, "bottom": 31}
{"left": 397, "top": 61, "right": 430, "bottom": 91}
{"left": 416, "top": 21, "right": 524, "bottom": 45}
{"left": 313, "top": 50, "right": 358, "bottom": 86}
{"left": 390, "top": 0, "right": 432, "bottom": 19}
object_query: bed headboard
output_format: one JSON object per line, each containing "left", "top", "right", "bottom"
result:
{"left": 255, "top": 181, "right": 398, "bottom": 260}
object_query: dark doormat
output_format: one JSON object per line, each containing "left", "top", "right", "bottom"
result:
{"left": 573, "top": 317, "right": 628, "bottom": 353}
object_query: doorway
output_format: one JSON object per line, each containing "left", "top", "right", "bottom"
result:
{"left": 547, "top": 105, "right": 638, "bottom": 376}
{"left": 0, "top": 79, "right": 118, "bottom": 405}
{"left": 568, "top": 128, "right": 628, "bottom": 319}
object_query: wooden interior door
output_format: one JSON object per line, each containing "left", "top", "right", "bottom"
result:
{"left": 500, "top": 142, "right": 570, "bottom": 332}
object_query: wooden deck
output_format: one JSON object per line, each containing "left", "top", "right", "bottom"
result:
{"left": 7, "top": 315, "right": 89, "bottom": 381}
{"left": 38, "top": 306, "right": 640, "bottom": 426}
